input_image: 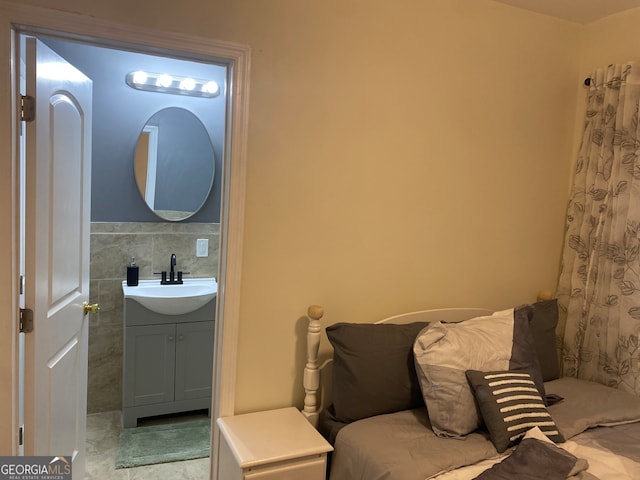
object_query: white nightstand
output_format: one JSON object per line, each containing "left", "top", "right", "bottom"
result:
{"left": 216, "top": 407, "right": 333, "bottom": 480}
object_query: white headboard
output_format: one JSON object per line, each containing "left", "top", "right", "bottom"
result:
{"left": 301, "top": 305, "right": 493, "bottom": 427}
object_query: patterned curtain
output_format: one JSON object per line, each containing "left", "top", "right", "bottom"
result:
{"left": 556, "top": 62, "right": 640, "bottom": 396}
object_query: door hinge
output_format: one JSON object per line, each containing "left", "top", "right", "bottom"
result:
{"left": 18, "top": 426, "right": 23, "bottom": 446}
{"left": 19, "top": 308, "right": 34, "bottom": 333}
{"left": 20, "top": 95, "right": 35, "bottom": 122}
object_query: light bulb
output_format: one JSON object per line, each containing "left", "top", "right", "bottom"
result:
{"left": 179, "top": 78, "right": 196, "bottom": 91}
{"left": 202, "top": 81, "right": 219, "bottom": 95}
{"left": 132, "top": 71, "right": 148, "bottom": 85}
{"left": 156, "top": 74, "right": 173, "bottom": 88}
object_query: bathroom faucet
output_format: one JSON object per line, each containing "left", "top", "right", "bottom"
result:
{"left": 158, "top": 253, "right": 184, "bottom": 284}
{"left": 170, "top": 253, "right": 177, "bottom": 278}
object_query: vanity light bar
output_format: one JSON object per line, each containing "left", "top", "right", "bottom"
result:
{"left": 125, "top": 71, "right": 220, "bottom": 98}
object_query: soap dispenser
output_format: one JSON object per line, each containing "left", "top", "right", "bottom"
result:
{"left": 126, "top": 257, "right": 139, "bottom": 286}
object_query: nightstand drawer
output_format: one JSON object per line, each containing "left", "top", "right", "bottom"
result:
{"left": 244, "top": 455, "right": 326, "bottom": 479}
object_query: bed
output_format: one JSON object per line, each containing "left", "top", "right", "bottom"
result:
{"left": 301, "top": 301, "right": 640, "bottom": 480}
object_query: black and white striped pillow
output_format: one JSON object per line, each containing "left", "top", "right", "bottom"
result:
{"left": 466, "top": 369, "right": 564, "bottom": 453}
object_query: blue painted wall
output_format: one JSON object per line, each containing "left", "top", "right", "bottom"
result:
{"left": 43, "top": 38, "right": 227, "bottom": 223}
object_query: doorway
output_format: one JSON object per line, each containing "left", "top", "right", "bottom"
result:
{"left": 34, "top": 35, "right": 226, "bottom": 416}
{"left": 1, "top": 3, "right": 250, "bottom": 479}
{"left": 23, "top": 35, "right": 221, "bottom": 478}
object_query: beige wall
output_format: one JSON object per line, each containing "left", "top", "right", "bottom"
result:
{"left": 7, "top": 0, "right": 592, "bottom": 420}
{"left": 579, "top": 8, "right": 640, "bottom": 71}
{"left": 222, "top": 0, "right": 582, "bottom": 413}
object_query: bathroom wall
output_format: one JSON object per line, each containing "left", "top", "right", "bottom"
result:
{"left": 43, "top": 38, "right": 227, "bottom": 223}
{"left": 87, "top": 221, "right": 219, "bottom": 413}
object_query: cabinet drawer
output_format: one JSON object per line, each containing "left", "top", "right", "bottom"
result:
{"left": 244, "top": 455, "right": 326, "bottom": 480}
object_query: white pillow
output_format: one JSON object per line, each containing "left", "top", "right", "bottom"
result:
{"left": 413, "top": 306, "right": 545, "bottom": 437}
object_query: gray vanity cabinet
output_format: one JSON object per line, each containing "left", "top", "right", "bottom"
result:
{"left": 123, "top": 298, "right": 215, "bottom": 428}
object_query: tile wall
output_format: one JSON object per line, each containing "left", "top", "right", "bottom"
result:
{"left": 87, "top": 222, "right": 220, "bottom": 413}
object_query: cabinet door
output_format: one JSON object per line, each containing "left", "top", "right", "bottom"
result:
{"left": 175, "top": 321, "right": 214, "bottom": 401}
{"left": 124, "top": 324, "right": 176, "bottom": 406}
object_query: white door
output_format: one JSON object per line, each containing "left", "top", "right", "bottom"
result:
{"left": 22, "top": 37, "right": 92, "bottom": 480}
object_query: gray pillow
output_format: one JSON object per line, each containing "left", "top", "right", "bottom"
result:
{"left": 466, "top": 369, "right": 564, "bottom": 453}
{"left": 327, "top": 322, "right": 428, "bottom": 423}
{"left": 530, "top": 299, "right": 560, "bottom": 381}
{"left": 413, "top": 305, "right": 546, "bottom": 438}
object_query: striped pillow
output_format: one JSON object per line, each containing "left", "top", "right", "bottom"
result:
{"left": 466, "top": 369, "right": 564, "bottom": 453}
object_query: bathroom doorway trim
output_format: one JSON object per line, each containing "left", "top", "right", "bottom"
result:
{"left": 0, "top": 1, "right": 250, "bottom": 476}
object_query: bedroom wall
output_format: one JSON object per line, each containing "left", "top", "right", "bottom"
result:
{"left": 216, "top": 0, "right": 581, "bottom": 414}
{"left": 12, "top": 0, "right": 581, "bottom": 415}
{"left": 578, "top": 7, "right": 640, "bottom": 70}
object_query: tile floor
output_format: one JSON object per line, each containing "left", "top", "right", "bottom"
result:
{"left": 85, "top": 411, "right": 211, "bottom": 480}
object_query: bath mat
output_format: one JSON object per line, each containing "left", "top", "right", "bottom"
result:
{"left": 115, "top": 419, "right": 211, "bottom": 468}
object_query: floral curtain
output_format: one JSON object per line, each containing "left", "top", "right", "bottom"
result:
{"left": 556, "top": 62, "right": 640, "bottom": 396}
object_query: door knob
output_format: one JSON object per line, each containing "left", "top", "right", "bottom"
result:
{"left": 83, "top": 302, "right": 100, "bottom": 315}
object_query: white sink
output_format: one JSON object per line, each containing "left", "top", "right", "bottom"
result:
{"left": 122, "top": 277, "right": 217, "bottom": 315}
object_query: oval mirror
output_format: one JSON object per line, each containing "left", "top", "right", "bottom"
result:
{"left": 134, "top": 107, "right": 215, "bottom": 221}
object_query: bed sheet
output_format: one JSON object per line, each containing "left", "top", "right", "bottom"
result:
{"left": 328, "top": 407, "right": 498, "bottom": 480}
